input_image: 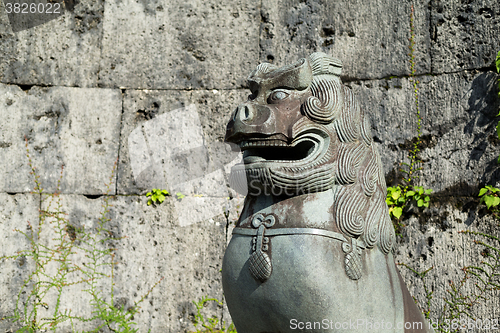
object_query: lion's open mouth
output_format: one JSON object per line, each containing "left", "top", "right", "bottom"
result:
{"left": 240, "top": 138, "right": 317, "bottom": 164}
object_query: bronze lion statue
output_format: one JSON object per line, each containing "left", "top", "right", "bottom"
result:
{"left": 222, "top": 53, "right": 433, "bottom": 333}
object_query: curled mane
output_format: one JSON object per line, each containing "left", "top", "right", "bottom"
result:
{"left": 304, "top": 53, "right": 395, "bottom": 254}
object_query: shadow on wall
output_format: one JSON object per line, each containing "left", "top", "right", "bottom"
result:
{"left": 5, "top": 0, "right": 79, "bottom": 33}
{"left": 466, "top": 71, "right": 500, "bottom": 185}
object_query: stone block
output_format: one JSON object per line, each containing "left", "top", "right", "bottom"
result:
{"left": 346, "top": 70, "right": 500, "bottom": 194}
{"left": 0, "top": 84, "right": 122, "bottom": 194}
{"left": 0, "top": 0, "right": 104, "bottom": 87}
{"left": 430, "top": 0, "right": 500, "bottom": 73}
{"left": 117, "top": 89, "right": 248, "bottom": 195}
{"left": 0, "top": 193, "right": 39, "bottom": 332}
{"left": 98, "top": 0, "right": 260, "bottom": 89}
{"left": 259, "top": 0, "right": 431, "bottom": 80}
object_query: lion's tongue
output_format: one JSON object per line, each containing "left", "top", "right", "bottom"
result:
{"left": 243, "top": 155, "right": 266, "bottom": 163}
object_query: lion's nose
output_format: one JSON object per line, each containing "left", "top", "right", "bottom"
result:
{"left": 232, "top": 103, "right": 271, "bottom": 125}
{"left": 225, "top": 103, "right": 274, "bottom": 143}
{"left": 233, "top": 104, "right": 254, "bottom": 122}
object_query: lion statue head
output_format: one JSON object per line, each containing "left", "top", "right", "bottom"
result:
{"left": 225, "top": 52, "right": 395, "bottom": 255}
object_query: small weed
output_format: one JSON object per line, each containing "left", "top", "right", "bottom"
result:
{"left": 146, "top": 189, "right": 169, "bottom": 206}
{"left": 397, "top": 263, "right": 434, "bottom": 319}
{"left": 479, "top": 185, "right": 500, "bottom": 216}
{"left": 190, "top": 296, "right": 236, "bottom": 333}
{"left": 0, "top": 138, "right": 163, "bottom": 332}
{"left": 386, "top": 185, "right": 432, "bottom": 220}
{"left": 176, "top": 192, "right": 186, "bottom": 200}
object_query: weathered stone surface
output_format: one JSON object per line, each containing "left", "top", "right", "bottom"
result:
{"left": 418, "top": 71, "right": 500, "bottom": 194}
{"left": 117, "top": 89, "right": 248, "bottom": 195}
{"left": 98, "top": 0, "right": 260, "bottom": 89}
{"left": 0, "top": 84, "right": 122, "bottom": 194}
{"left": 0, "top": 193, "right": 39, "bottom": 332}
{"left": 346, "top": 70, "right": 500, "bottom": 194}
{"left": 0, "top": 193, "right": 229, "bottom": 332}
{"left": 110, "top": 195, "right": 227, "bottom": 332}
{"left": 346, "top": 68, "right": 500, "bottom": 328}
{"left": 394, "top": 202, "right": 500, "bottom": 330}
{"left": 0, "top": 6, "right": 15, "bottom": 84}
{"left": 0, "top": 0, "right": 104, "bottom": 87}
{"left": 260, "top": 0, "right": 431, "bottom": 80}
{"left": 430, "top": 0, "right": 500, "bottom": 73}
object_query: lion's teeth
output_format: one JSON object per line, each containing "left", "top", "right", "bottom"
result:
{"left": 240, "top": 139, "right": 289, "bottom": 148}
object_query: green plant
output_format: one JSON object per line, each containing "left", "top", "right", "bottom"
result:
{"left": 397, "top": 264, "right": 434, "bottom": 319}
{"left": 391, "top": 9, "right": 499, "bottom": 333}
{"left": 146, "top": 189, "right": 169, "bottom": 206}
{"left": 0, "top": 139, "right": 162, "bottom": 332}
{"left": 386, "top": 185, "right": 432, "bottom": 219}
{"left": 2, "top": 166, "right": 79, "bottom": 331}
{"left": 190, "top": 297, "right": 236, "bottom": 333}
{"left": 479, "top": 185, "right": 500, "bottom": 216}
{"left": 176, "top": 192, "right": 185, "bottom": 200}
{"left": 440, "top": 230, "right": 500, "bottom": 332}
{"left": 78, "top": 191, "right": 164, "bottom": 333}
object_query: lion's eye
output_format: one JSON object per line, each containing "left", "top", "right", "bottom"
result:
{"left": 268, "top": 90, "right": 290, "bottom": 103}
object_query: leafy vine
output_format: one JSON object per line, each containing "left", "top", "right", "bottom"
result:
{"left": 386, "top": 4, "right": 433, "bottom": 227}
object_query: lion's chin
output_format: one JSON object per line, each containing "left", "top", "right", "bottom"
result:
{"left": 229, "top": 152, "right": 336, "bottom": 197}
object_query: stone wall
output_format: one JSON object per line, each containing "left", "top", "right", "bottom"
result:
{"left": 1, "top": 0, "right": 499, "bottom": 331}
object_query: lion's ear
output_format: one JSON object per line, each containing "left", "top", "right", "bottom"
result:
{"left": 247, "top": 62, "right": 279, "bottom": 80}
{"left": 308, "top": 52, "right": 342, "bottom": 76}
{"left": 248, "top": 58, "right": 313, "bottom": 91}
